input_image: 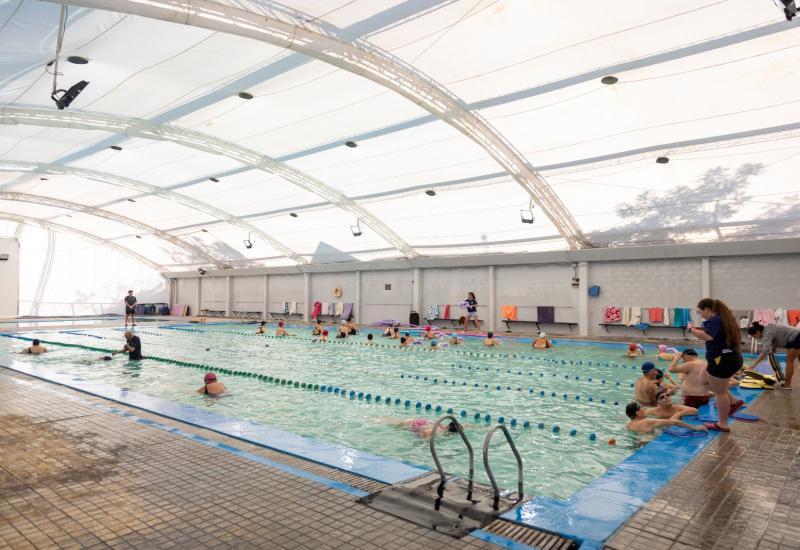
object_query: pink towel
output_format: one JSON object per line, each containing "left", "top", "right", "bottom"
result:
{"left": 604, "top": 306, "right": 621, "bottom": 323}
{"left": 752, "top": 309, "right": 774, "bottom": 325}
{"left": 311, "top": 301, "right": 322, "bottom": 319}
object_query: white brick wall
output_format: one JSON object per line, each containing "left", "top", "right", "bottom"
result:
{"left": 711, "top": 255, "right": 800, "bottom": 308}
{"left": 232, "top": 276, "right": 264, "bottom": 312}
{"left": 361, "top": 270, "right": 413, "bottom": 325}
{"left": 421, "top": 267, "right": 489, "bottom": 321}
{"left": 268, "top": 274, "right": 304, "bottom": 314}
{"left": 310, "top": 272, "right": 357, "bottom": 307}
{"left": 495, "top": 264, "right": 578, "bottom": 323}
{"left": 200, "top": 277, "right": 227, "bottom": 311}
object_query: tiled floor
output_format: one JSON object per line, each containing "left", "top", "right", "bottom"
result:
{"left": 0, "top": 369, "right": 505, "bottom": 549}
{"left": 606, "top": 387, "right": 800, "bottom": 550}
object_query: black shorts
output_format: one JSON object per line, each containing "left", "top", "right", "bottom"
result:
{"left": 707, "top": 351, "right": 743, "bottom": 379}
{"left": 126, "top": 306, "right": 135, "bottom": 315}
{"left": 786, "top": 332, "right": 800, "bottom": 349}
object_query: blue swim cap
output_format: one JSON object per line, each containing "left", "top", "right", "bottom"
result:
{"left": 431, "top": 339, "right": 438, "bottom": 346}
{"left": 641, "top": 361, "right": 656, "bottom": 373}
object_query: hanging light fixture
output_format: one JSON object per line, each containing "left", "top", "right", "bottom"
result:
{"left": 243, "top": 232, "right": 253, "bottom": 249}
{"left": 520, "top": 201, "right": 535, "bottom": 224}
{"left": 350, "top": 219, "right": 362, "bottom": 237}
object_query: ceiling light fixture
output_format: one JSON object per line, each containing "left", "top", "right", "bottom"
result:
{"left": 345, "top": 141, "right": 358, "bottom": 148}
{"left": 600, "top": 75, "right": 618, "bottom": 85}
{"left": 656, "top": 156, "right": 670, "bottom": 164}
{"left": 49, "top": 7, "right": 89, "bottom": 110}
{"left": 67, "top": 55, "right": 89, "bottom": 64}
{"left": 198, "top": 267, "right": 206, "bottom": 275}
{"left": 350, "top": 219, "right": 363, "bottom": 237}
{"left": 209, "top": 177, "right": 219, "bottom": 182}
{"left": 243, "top": 232, "right": 254, "bottom": 249}
{"left": 201, "top": 228, "right": 208, "bottom": 232}
{"left": 520, "top": 203, "right": 535, "bottom": 224}
{"left": 425, "top": 190, "right": 436, "bottom": 196}
{"left": 127, "top": 198, "right": 136, "bottom": 202}
{"left": 39, "top": 177, "right": 48, "bottom": 181}
{"left": 135, "top": 235, "right": 142, "bottom": 239}
{"left": 237, "top": 92, "right": 254, "bottom": 100}
{"left": 110, "top": 145, "right": 122, "bottom": 151}
{"left": 289, "top": 212, "right": 298, "bottom": 218}
{"left": 778, "top": 0, "right": 797, "bottom": 20}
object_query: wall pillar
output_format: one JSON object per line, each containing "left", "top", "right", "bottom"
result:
{"left": 225, "top": 276, "right": 232, "bottom": 317}
{"left": 195, "top": 277, "right": 202, "bottom": 316}
{"left": 488, "top": 265, "right": 496, "bottom": 333}
{"left": 578, "top": 261, "right": 589, "bottom": 337}
{"left": 701, "top": 257, "right": 711, "bottom": 297}
{"left": 268, "top": 275, "right": 269, "bottom": 321}
{"left": 303, "top": 272, "right": 310, "bottom": 322}
{"left": 412, "top": 267, "right": 422, "bottom": 315}
{"left": 355, "top": 270, "right": 362, "bottom": 323}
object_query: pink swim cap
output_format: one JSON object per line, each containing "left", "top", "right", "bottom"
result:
{"left": 658, "top": 344, "right": 667, "bottom": 352}
{"left": 278, "top": 321, "right": 284, "bottom": 327}
{"left": 204, "top": 372, "right": 217, "bottom": 383}
{"left": 322, "top": 330, "right": 329, "bottom": 336}
{"left": 425, "top": 325, "right": 431, "bottom": 331}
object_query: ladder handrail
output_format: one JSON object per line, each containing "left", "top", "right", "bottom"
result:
{"left": 429, "top": 414, "right": 474, "bottom": 507}
{"left": 482, "top": 424, "right": 524, "bottom": 510}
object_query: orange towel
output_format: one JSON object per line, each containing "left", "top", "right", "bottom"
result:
{"left": 502, "top": 305, "right": 517, "bottom": 321}
{"left": 788, "top": 309, "right": 800, "bottom": 327}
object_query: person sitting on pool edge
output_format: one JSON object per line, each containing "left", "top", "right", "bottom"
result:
{"left": 448, "top": 333, "right": 463, "bottom": 345}
{"left": 635, "top": 362, "right": 660, "bottom": 406}
{"left": 366, "top": 333, "right": 374, "bottom": 345}
{"left": 197, "top": 372, "right": 226, "bottom": 396}
{"left": 625, "top": 402, "right": 707, "bottom": 434}
{"left": 18, "top": 339, "right": 47, "bottom": 355}
{"left": 256, "top": 320, "right": 267, "bottom": 334}
{"left": 311, "top": 321, "right": 323, "bottom": 335}
{"left": 484, "top": 331, "right": 501, "bottom": 347}
{"left": 112, "top": 331, "right": 142, "bottom": 360}
{"left": 275, "top": 321, "right": 294, "bottom": 337}
{"left": 644, "top": 388, "right": 698, "bottom": 420}
{"left": 532, "top": 332, "right": 553, "bottom": 349}
{"left": 668, "top": 349, "right": 713, "bottom": 408}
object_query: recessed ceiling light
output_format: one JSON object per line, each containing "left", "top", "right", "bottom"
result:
{"left": 289, "top": 212, "right": 298, "bottom": 218}
{"left": 201, "top": 228, "right": 208, "bottom": 232}
{"left": 237, "top": 92, "right": 254, "bottom": 100}
{"left": 127, "top": 198, "right": 136, "bottom": 202}
{"left": 344, "top": 141, "right": 357, "bottom": 148}
{"left": 135, "top": 235, "right": 142, "bottom": 239}
{"left": 656, "top": 156, "right": 670, "bottom": 164}
{"left": 39, "top": 177, "right": 48, "bottom": 181}
{"left": 209, "top": 177, "right": 219, "bottom": 183}
{"left": 110, "top": 145, "right": 122, "bottom": 151}
{"left": 67, "top": 55, "right": 89, "bottom": 65}
{"left": 425, "top": 190, "right": 436, "bottom": 197}
{"left": 600, "top": 75, "right": 618, "bottom": 85}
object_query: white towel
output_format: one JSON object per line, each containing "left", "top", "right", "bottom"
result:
{"left": 289, "top": 301, "right": 297, "bottom": 315}
{"left": 775, "top": 308, "right": 789, "bottom": 325}
{"left": 663, "top": 305, "right": 670, "bottom": 325}
{"left": 628, "top": 307, "right": 641, "bottom": 326}
{"left": 321, "top": 302, "right": 328, "bottom": 315}
{"left": 621, "top": 307, "right": 631, "bottom": 326}
{"left": 334, "top": 302, "right": 344, "bottom": 316}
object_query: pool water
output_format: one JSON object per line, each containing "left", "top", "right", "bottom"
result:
{"left": 0, "top": 323, "right": 655, "bottom": 499}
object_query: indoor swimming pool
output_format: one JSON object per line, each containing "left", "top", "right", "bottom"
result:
{"left": 0, "top": 323, "right": 661, "bottom": 499}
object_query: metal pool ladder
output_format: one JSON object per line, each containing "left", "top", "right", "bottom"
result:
{"left": 482, "top": 423, "right": 524, "bottom": 510}
{"left": 429, "top": 414, "right": 474, "bottom": 510}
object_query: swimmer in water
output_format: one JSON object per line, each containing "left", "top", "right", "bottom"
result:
{"left": 399, "top": 336, "right": 409, "bottom": 348}
{"left": 320, "top": 329, "right": 329, "bottom": 342}
{"left": 423, "top": 325, "right": 436, "bottom": 339}
{"left": 655, "top": 344, "right": 676, "bottom": 361}
{"left": 336, "top": 321, "right": 348, "bottom": 339}
{"left": 626, "top": 343, "right": 644, "bottom": 358}
{"left": 275, "top": 321, "right": 295, "bottom": 337}
{"left": 256, "top": 321, "right": 267, "bottom": 334}
{"left": 388, "top": 326, "right": 400, "bottom": 339}
{"left": 484, "top": 331, "right": 501, "bottom": 347}
{"left": 346, "top": 319, "right": 358, "bottom": 335}
{"left": 196, "top": 372, "right": 226, "bottom": 396}
{"left": 448, "top": 333, "right": 463, "bottom": 345}
{"left": 311, "top": 321, "right": 323, "bottom": 336}
{"left": 366, "top": 333, "right": 374, "bottom": 345}
{"left": 429, "top": 338, "right": 440, "bottom": 350}
{"left": 532, "top": 332, "right": 553, "bottom": 349}
{"left": 403, "top": 332, "right": 416, "bottom": 345}
{"left": 644, "top": 389, "right": 698, "bottom": 420}
{"left": 625, "top": 402, "right": 707, "bottom": 434}
{"left": 380, "top": 417, "right": 460, "bottom": 439}
{"left": 18, "top": 339, "right": 47, "bottom": 355}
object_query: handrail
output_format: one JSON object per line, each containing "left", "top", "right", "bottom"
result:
{"left": 429, "top": 414, "right": 474, "bottom": 510}
{"left": 482, "top": 424, "right": 524, "bottom": 511}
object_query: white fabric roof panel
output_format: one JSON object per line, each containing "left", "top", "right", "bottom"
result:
{"left": 0, "top": 200, "right": 70, "bottom": 220}
{"left": 1, "top": 0, "right": 799, "bottom": 273}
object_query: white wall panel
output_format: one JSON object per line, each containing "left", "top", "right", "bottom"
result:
{"left": 200, "top": 276, "right": 227, "bottom": 311}
{"left": 0, "top": 238, "right": 19, "bottom": 317}
{"left": 268, "top": 274, "right": 304, "bottom": 314}
{"left": 232, "top": 275, "right": 265, "bottom": 313}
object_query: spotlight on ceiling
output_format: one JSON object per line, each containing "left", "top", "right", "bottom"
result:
{"left": 345, "top": 140, "right": 358, "bottom": 148}
{"left": 198, "top": 267, "right": 206, "bottom": 275}
{"left": 656, "top": 156, "right": 670, "bottom": 164}
{"left": 778, "top": 0, "right": 797, "bottom": 20}
{"left": 67, "top": 55, "right": 89, "bottom": 65}
{"left": 350, "top": 219, "right": 363, "bottom": 237}
{"left": 110, "top": 145, "right": 123, "bottom": 151}
{"left": 290, "top": 212, "right": 298, "bottom": 218}
{"left": 237, "top": 91, "right": 254, "bottom": 100}
{"left": 425, "top": 190, "right": 436, "bottom": 196}
{"left": 243, "top": 233, "right": 253, "bottom": 249}
{"left": 51, "top": 80, "right": 89, "bottom": 110}
{"left": 40, "top": 177, "right": 48, "bottom": 181}
{"left": 135, "top": 235, "right": 142, "bottom": 239}
{"left": 209, "top": 177, "right": 219, "bottom": 183}
{"left": 127, "top": 198, "right": 136, "bottom": 202}
{"left": 520, "top": 207, "right": 535, "bottom": 224}
{"left": 201, "top": 228, "right": 208, "bottom": 232}
{"left": 600, "top": 75, "right": 618, "bottom": 85}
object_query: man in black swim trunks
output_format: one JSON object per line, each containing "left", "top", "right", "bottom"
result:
{"left": 112, "top": 331, "right": 143, "bottom": 360}
{"left": 124, "top": 290, "right": 137, "bottom": 327}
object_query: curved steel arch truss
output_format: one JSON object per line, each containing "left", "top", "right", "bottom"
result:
{"left": 0, "top": 160, "right": 306, "bottom": 264}
{"left": 0, "top": 106, "right": 419, "bottom": 258}
{"left": 44, "top": 0, "right": 590, "bottom": 249}
{"left": 0, "top": 191, "right": 219, "bottom": 265}
{"left": 0, "top": 213, "right": 165, "bottom": 273}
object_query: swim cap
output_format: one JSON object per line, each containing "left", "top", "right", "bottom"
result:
{"left": 641, "top": 361, "right": 656, "bottom": 374}
{"left": 404, "top": 332, "right": 410, "bottom": 337}
{"left": 102, "top": 355, "right": 112, "bottom": 361}
{"left": 322, "top": 330, "right": 329, "bottom": 336}
{"left": 628, "top": 343, "right": 636, "bottom": 352}
{"left": 431, "top": 339, "right": 438, "bottom": 346}
{"left": 658, "top": 344, "right": 668, "bottom": 353}
{"left": 451, "top": 333, "right": 458, "bottom": 338}
{"left": 278, "top": 321, "right": 284, "bottom": 327}
{"left": 538, "top": 332, "right": 546, "bottom": 338}
{"left": 425, "top": 325, "right": 431, "bottom": 331}
{"left": 683, "top": 348, "right": 698, "bottom": 356}
{"left": 341, "top": 320, "right": 347, "bottom": 325}
{"left": 204, "top": 372, "right": 217, "bottom": 383}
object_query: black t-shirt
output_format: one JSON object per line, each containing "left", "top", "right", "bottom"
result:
{"left": 466, "top": 298, "right": 477, "bottom": 313}
{"left": 127, "top": 336, "right": 143, "bottom": 360}
{"left": 125, "top": 295, "right": 136, "bottom": 307}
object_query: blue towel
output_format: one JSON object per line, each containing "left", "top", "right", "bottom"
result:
{"left": 672, "top": 307, "right": 690, "bottom": 327}
{"left": 663, "top": 426, "right": 708, "bottom": 438}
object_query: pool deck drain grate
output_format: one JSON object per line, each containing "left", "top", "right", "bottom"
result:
{"left": 483, "top": 520, "right": 577, "bottom": 549}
